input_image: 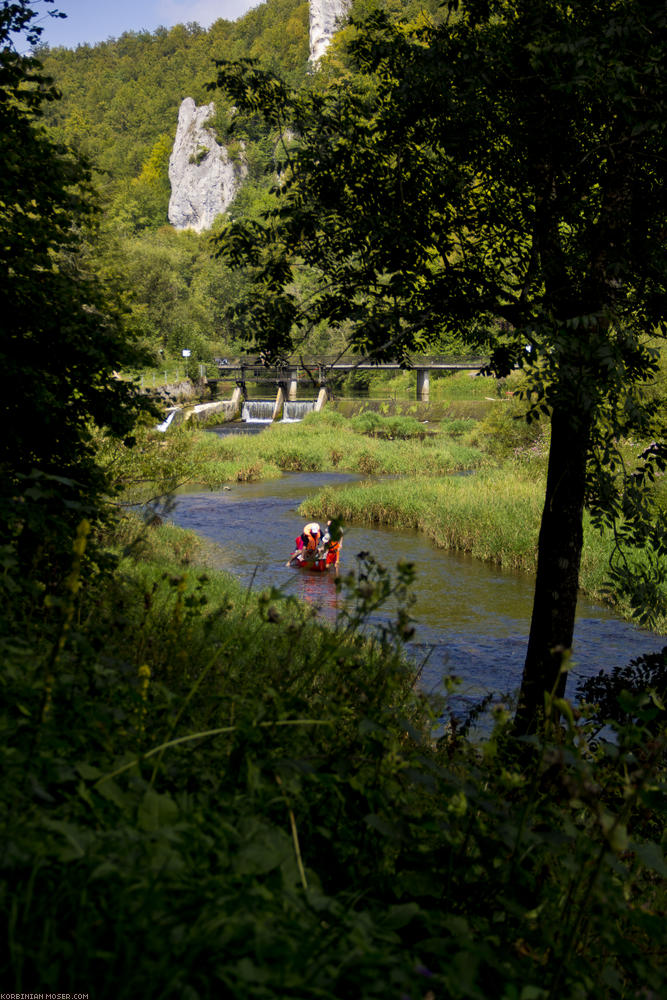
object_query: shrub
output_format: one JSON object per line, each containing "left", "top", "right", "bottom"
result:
{"left": 576, "top": 646, "right": 667, "bottom": 735}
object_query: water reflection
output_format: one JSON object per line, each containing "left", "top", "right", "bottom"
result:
{"left": 168, "top": 473, "right": 661, "bottom": 712}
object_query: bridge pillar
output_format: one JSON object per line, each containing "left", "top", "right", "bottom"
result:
{"left": 416, "top": 368, "right": 430, "bottom": 402}
{"left": 230, "top": 385, "right": 243, "bottom": 419}
{"left": 288, "top": 372, "right": 298, "bottom": 401}
{"left": 272, "top": 386, "right": 285, "bottom": 421}
{"left": 314, "top": 386, "right": 328, "bottom": 411}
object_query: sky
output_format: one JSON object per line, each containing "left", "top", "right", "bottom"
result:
{"left": 31, "top": 0, "right": 263, "bottom": 50}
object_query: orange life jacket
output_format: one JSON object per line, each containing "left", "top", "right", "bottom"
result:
{"left": 325, "top": 539, "right": 341, "bottom": 565}
{"left": 305, "top": 531, "right": 320, "bottom": 552}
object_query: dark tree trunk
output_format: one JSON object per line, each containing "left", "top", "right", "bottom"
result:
{"left": 514, "top": 404, "right": 592, "bottom": 734}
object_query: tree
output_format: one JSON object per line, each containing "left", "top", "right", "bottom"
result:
{"left": 210, "top": 0, "right": 667, "bottom": 731}
{"left": 0, "top": 1, "right": 154, "bottom": 575}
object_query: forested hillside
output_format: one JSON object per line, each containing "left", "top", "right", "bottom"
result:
{"left": 33, "top": 0, "right": 446, "bottom": 363}
{"left": 39, "top": 0, "right": 310, "bottom": 207}
{"left": 32, "top": 0, "right": 311, "bottom": 361}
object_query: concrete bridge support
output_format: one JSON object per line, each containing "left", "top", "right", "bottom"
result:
{"left": 272, "top": 386, "right": 285, "bottom": 421}
{"left": 288, "top": 373, "right": 298, "bottom": 400}
{"left": 230, "top": 386, "right": 244, "bottom": 417}
{"left": 416, "top": 369, "right": 430, "bottom": 403}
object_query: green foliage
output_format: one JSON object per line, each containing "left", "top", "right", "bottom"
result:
{"left": 473, "top": 400, "right": 549, "bottom": 460}
{"left": 577, "top": 646, "right": 667, "bottom": 738}
{"left": 349, "top": 411, "right": 430, "bottom": 439}
{"left": 1, "top": 516, "right": 666, "bottom": 997}
{"left": 0, "top": 1, "right": 154, "bottom": 578}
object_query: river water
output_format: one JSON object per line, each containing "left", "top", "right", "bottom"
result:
{"left": 167, "top": 471, "right": 662, "bottom": 716}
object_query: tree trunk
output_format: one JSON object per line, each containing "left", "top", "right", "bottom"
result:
{"left": 514, "top": 404, "right": 591, "bottom": 735}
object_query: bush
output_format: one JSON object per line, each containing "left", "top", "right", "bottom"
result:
{"left": 1, "top": 526, "right": 666, "bottom": 999}
{"left": 473, "top": 400, "right": 549, "bottom": 458}
{"left": 576, "top": 646, "right": 667, "bottom": 735}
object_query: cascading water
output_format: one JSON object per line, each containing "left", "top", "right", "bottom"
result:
{"left": 240, "top": 399, "right": 316, "bottom": 423}
{"left": 241, "top": 400, "right": 275, "bottom": 423}
{"left": 282, "top": 401, "right": 316, "bottom": 422}
{"left": 156, "top": 409, "right": 178, "bottom": 432}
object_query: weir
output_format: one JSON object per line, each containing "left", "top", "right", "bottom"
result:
{"left": 283, "top": 400, "right": 316, "bottom": 422}
{"left": 242, "top": 400, "right": 276, "bottom": 423}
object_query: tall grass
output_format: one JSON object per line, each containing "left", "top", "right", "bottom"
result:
{"left": 300, "top": 466, "right": 667, "bottom": 630}
{"left": 2, "top": 514, "right": 665, "bottom": 998}
{"left": 300, "top": 466, "right": 543, "bottom": 571}
{"left": 104, "top": 410, "right": 487, "bottom": 499}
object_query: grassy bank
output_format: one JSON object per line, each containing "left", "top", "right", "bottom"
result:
{"left": 299, "top": 466, "right": 667, "bottom": 632}
{"left": 2, "top": 514, "right": 665, "bottom": 998}
{"left": 103, "top": 401, "right": 664, "bottom": 630}
{"left": 102, "top": 408, "right": 487, "bottom": 500}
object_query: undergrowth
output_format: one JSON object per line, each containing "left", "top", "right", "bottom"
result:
{"left": 0, "top": 514, "right": 665, "bottom": 997}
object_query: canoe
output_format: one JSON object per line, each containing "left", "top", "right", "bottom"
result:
{"left": 287, "top": 553, "right": 336, "bottom": 573}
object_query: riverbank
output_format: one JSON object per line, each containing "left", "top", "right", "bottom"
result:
{"left": 298, "top": 471, "right": 667, "bottom": 633}
{"left": 5, "top": 508, "right": 666, "bottom": 997}
{"left": 104, "top": 403, "right": 665, "bottom": 633}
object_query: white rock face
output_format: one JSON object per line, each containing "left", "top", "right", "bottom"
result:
{"left": 168, "top": 98, "right": 247, "bottom": 233}
{"left": 309, "top": 0, "right": 350, "bottom": 62}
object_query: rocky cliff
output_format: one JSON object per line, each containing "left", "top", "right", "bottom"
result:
{"left": 168, "top": 98, "right": 247, "bottom": 233}
{"left": 309, "top": 0, "right": 350, "bottom": 62}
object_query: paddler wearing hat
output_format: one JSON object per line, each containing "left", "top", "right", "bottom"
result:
{"left": 287, "top": 522, "right": 321, "bottom": 566}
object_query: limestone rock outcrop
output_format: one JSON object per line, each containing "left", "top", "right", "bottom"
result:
{"left": 168, "top": 98, "right": 247, "bottom": 233}
{"left": 309, "top": 0, "right": 350, "bottom": 62}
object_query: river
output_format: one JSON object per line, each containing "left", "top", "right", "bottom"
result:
{"left": 166, "top": 471, "right": 662, "bottom": 717}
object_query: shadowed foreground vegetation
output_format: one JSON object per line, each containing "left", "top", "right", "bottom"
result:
{"left": 1, "top": 513, "right": 666, "bottom": 998}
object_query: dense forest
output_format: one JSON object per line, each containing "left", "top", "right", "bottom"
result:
{"left": 35, "top": 0, "right": 448, "bottom": 364}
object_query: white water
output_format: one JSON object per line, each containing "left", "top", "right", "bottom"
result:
{"left": 156, "top": 409, "right": 178, "bottom": 432}
{"left": 241, "top": 399, "right": 317, "bottom": 424}
{"left": 241, "top": 400, "right": 275, "bottom": 423}
{"left": 283, "top": 401, "right": 316, "bottom": 422}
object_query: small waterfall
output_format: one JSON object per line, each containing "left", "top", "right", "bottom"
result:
{"left": 282, "top": 401, "right": 315, "bottom": 422}
{"left": 156, "top": 409, "right": 179, "bottom": 432}
{"left": 242, "top": 400, "right": 275, "bottom": 423}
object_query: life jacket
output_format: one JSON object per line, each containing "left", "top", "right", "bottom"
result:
{"left": 325, "top": 539, "right": 341, "bottom": 565}
{"left": 305, "top": 530, "right": 320, "bottom": 552}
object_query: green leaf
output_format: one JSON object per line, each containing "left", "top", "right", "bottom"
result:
{"left": 633, "top": 840, "right": 667, "bottom": 877}
{"left": 384, "top": 902, "right": 421, "bottom": 929}
{"left": 137, "top": 788, "right": 179, "bottom": 832}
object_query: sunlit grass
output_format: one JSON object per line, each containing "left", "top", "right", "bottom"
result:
{"left": 162, "top": 409, "right": 488, "bottom": 486}
{"left": 299, "top": 465, "right": 667, "bottom": 631}
{"left": 300, "top": 466, "right": 543, "bottom": 572}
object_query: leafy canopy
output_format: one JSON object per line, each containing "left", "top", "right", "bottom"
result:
{"left": 0, "top": 0, "right": 154, "bottom": 568}
{"left": 210, "top": 0, "right": 667, "bottom": 725}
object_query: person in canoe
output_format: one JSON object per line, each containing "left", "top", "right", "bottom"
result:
{"left": 287, "top": 520, "right": 342, "bottom": 573}
{"left": 287, "top": 522, "right": 321, "bottom": 567}
{"left": 320, "top": 520, "right": 342, "bottom": 572}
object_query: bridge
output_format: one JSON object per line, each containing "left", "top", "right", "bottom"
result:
{"left": 210, "top": 355, "right": 487, "bottom": 403}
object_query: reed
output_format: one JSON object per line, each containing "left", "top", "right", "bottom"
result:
{"left": 147, "top": 411, "right": 487, "bottom": 489}
{"left": 300, "top": 467, "right": 543, "bottom": 571}
{"left": 300, "top": 466, "right": 667, "bottom": 630}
